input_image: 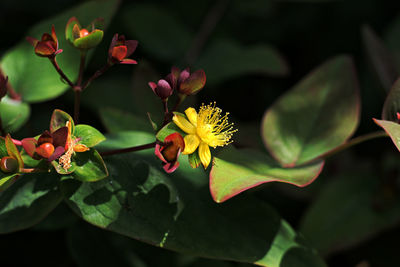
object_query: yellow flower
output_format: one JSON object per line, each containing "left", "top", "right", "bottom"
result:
{"left": 173, "top": 102, "right": 237, "bottom": 169}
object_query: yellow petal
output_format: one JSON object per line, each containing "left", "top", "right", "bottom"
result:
{"left": 199, "top": 142, "right": 211, "bottom": 169}
{"left": 184, "top": 107, "right": 198, "bottom": 126}
{"left": 74, "top": 144, "right": 89, "bottom": 152}
{"left": 183, "top": 134, "right": 200, "bottom": 154}
{"left": 173, "top": 114, "right": 196, "bottom": 134}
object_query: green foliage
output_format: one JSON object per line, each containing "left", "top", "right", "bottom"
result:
{"left": 60, "top": 131, "right": 325, "bottom": 267}
{"left": 0, "top": 171, "right": 62, "bottom": 233}
{"left": 71, "top": 149, "right": 108, "bottom": 182}
{"left": 0, "top": 97, "right": 30, "bottom": 133}
{"left": 74, "top": 124, "right": 105, "bottom": 147}
{"left": 262, "top": 56, "right": 360, "bottom": 166}
{"left": 0, "top": 0, "right": 119, "bottom": 103}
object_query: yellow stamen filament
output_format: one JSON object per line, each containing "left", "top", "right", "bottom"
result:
{"left": 196, "top": 102, "right": 237, "bottom": 148}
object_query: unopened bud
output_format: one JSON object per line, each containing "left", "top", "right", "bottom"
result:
{"left": 0, "top": 157, "right": 18, "bottom": 173}
{"left": 36, "top": 142, "right": 55, "bottom": 159}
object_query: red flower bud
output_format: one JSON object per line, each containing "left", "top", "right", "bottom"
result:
{"left": 108, "top": 34, "right": 138, "bottom": 64}
{"left": 155, "top": 133, "right": 185, "bottom": 173}
{"left": 36, "top": 143, "right": 55, "bottom": 159}
{"left": 26, "top": 25, "right": 62, "bottom": 58}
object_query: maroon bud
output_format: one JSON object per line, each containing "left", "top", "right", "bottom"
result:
{"left": 178, "top": 69, "right": 206, "bottom": 96}
{"left": 149, "top": 79, "right": 173, "bottom": 100}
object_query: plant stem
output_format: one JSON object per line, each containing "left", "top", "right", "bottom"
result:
{"left": 74, "top": 89, "right": 81, "bottom": 123}
{"left": 100, "top": 141, "right": 157, "bottom": 157}
{"left": 320, "top": 131, "right": 388, "bottom": 160}
{"left": 11, "top": 138, "right": 22, "bottom": 146}
{"left": 73, "top": 52, "right": 87, "bottom": 123}
{"left": 49, "top": 57, "right": 74, "bottom": 88}
{"left": 20, "top": 167, "right": 47, "bottom": 173}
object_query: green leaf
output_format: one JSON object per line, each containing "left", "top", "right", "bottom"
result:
{"left": 0, "top": 171, "right": 62, "bottom": 233}
{"left": 99, "top": 108, "right": 154, "bottom": 133}
{"left": 0, "top": 96, "right": 30, "bottom": 133}
{"left": 362, "top": 25, "right": 399, "bottom": 92}
{"left": 52, "top": 159, "right": 76, "bottom": 175}
{"left": 262, "top": 55, "right": 360, "bottom": 166}
{"left": 300, "top": 171, "right": 400, "bottom": 255}
{"left": 382, "top": 78, "right": 400, "bottom": 121}
{"left": 156, "top": 122, "right": 185, "bottom": 142}
{"left": 72, "top": 149, "right": 108, "bottom": 182}
{"left": 210, "top": 147, "right": 324, "bottom": 203}
{"left": 196, "top": 39, "right": 289, "bottom": 85}
{"left": 61, "top": 131, "right": 326, "bottom": 267}
{"left": 50, "top": 109, "right": 74, "bottom": 133}
{"left": 121, "top": 3, "right": 192, "bottom": 61}
{"left": 73, "top": 29, "right": 104, "bottom": 49}
{"left": 373, "top": 119, "right": 400, "bottom": 151}
{"left": 0, "top": 0, "right": 119, "bottom": 103}
{"left": 0, "top": 174, "right": 19, "bottom": 192}
{"left": 5, "top": 134, "right": 23, "bottom": 169}
{"left": 74, "top": 124, "right": 105, "bottom": 147}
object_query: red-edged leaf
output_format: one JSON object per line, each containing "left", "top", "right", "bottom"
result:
{"left": 210, "top": 146, "right": 324, "bottom": 203}
{"left": 179, "top": 69, "right": 206, "bottom": 95}
{"left": 262, "top": 55, "right": 360, "bottom": 167}
{"left": 50, "top": 109, "right": 74, "bottom": 133}
{"left": 5, "top": 134, "right": 23, "bottom": 169}
{"left": 373, "top": 119, "right": 399, "bottom": 151}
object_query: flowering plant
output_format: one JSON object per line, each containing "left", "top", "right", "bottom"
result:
{"left": 1, "top": 1, "right": 400, "bottom": 267}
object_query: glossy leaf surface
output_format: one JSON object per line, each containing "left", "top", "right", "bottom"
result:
{"left": 74, "top": 124, "right": 105, "bottom": 147}
{"left": 0, "top": 96, "right": 30, "bottom": 133}
{"left": 61, "top": 131, "right": 326, "bottom": 267}
{"left": 0, "top": 171, "right": 62, "bottom": 233}
{"left": 72, "top": 149, "right": 108, "bottom": 182}
{"left": 262, "top": 55, "right": 360, "bottom": 166}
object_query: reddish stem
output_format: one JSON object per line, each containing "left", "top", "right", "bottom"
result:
{"left": 100, "top": 142, "right": 157, "bottom": 157}
{"left": 48, "top": 57, "right": 74, "bottom": 88}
